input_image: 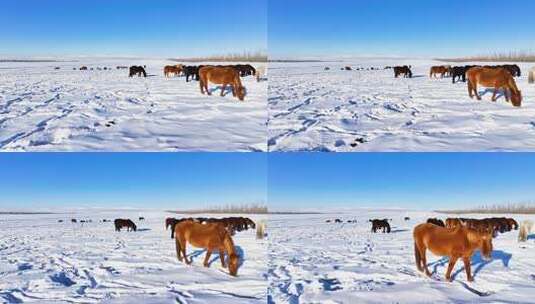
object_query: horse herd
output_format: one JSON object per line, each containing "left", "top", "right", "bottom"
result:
{"left": 329, "top": 63, "right": 527, "bottom": 107}
{"left": 55, "top": 215, "right": 262, "bottom": 276}
{"left": 325, "top": 215, "right": 533, "bottom": 283}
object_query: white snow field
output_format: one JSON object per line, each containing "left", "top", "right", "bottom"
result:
{"left": 0, "top": 59, "right": 267, "bottom": 151}
{"left": 0, "top": 210, "right": 267, "bottom": 303}
{"left": 268, "top": 59, "right": 535, "bottom": 151}
{"left": 268, "top": 211, "right": 535, "bottom": 304}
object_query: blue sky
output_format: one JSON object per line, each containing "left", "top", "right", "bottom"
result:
{"left": 268, "top": 153, "right": 535, "bottom": 211}
{"left": 0, "top": 153, "right": 267, "bottom": 210}
{"left": 0, "top": 0, "right": 266, "bottom": 58}
{"left": 269, "top": 0, "right": 535, "bottom": 58}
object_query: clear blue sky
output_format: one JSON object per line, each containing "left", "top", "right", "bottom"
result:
{"left": 0, "top": 153, "right": 267, "bottom": 210}
{"left": 0, "top": 0, "right": 266, "bottom": 58}
{"left": 268, "top": 153, "right": 535, "bottom": 211}
{"left": 269, "top": 0, "right": 535, "bottom": 58}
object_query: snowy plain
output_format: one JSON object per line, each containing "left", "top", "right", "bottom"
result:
{"left": 268, "top": 210, "right": 535, "bottom": 304}
{"left": 0, "top": 59, "right": 267, "bottom": 151}
{"left": 0, "top": 210, "right": 267, "bottom": 303}
{"left": 268, "top": 59, "right": 535, "bottom": 151}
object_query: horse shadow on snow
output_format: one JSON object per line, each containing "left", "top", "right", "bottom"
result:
{"left": 427, "top": 250, "right": 512, "bottom": 280}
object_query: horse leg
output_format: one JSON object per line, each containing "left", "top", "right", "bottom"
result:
{"left": 203, "top": 249, "right": 212, "bottom": 267}
{"left": 467, "top": 81, "right": 473, "bottom": 99}
{"left": 219, "top": 249, "right": 226, "bottom": 267}
{"left": 491, "top": 85, "right": 498, "bottom": 102}
{"left": 199, "top": 79, "right": 205, "bottom": 94}
{"left": 445, "top": 256, "right": 459, "bottom": 282}
{"left": 179, "top": 237, "right": 191, "bottom": 264}
{"left": 462, "top": 256, "right": 473, "bottom": 281}
{"left": 420, "top": 247, "right": 432, "bottom": 277}
{"left": 220, "top": 84, "right": 226, "bottom": 97}
{"left": 175, "top": 238, "right": 183, "bottom": 262}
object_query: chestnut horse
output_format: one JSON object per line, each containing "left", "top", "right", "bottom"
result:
{"left": 174, "top": 220, "right": 239, "bottom": 276}
{"left": 429, "top": 66, "right": 448, "bottom": 78}
{"left": 164, "top": 65, "right": 183, "bottom": 77}
{"left": 199, "top": 66, "right": 246, "bottom": 101}
{"left": 413, "top": 223, "right": 493, "bottom": 282}
{"left": 466, "top": 67, "right": 522, "bottom": 107}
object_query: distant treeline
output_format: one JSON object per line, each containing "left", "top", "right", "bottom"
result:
{"left": 170, "top": 51, "right": 267, "bottom": 63}
{"left": 437, "top": 202, "right": 535, "bottom": 214}
{"left": 167, "top": 203, "right": 268, "bottom": 214}
{"left": 437, "top": 51, "right": 535, "bottom": 63}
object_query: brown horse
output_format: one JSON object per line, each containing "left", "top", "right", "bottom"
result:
{"left": 174, "top": 220, "right": 239, "bottom": 276}
{"left": 199, "top": 66, "right": 246, "bottom": 101}
{"left": 114, "top": 219, "right": 137, "bottom": 231}
{"left": 466, "top": 67, "right": 522, "bottom": 107}
{"left": 413, "top": 223, "right": 493, "bottom": 282}
{"left": 429, "top": 66, "right": 448, "bottom": 78}
{"left": 164, "top": 65, "right": 183, "bottom": 77}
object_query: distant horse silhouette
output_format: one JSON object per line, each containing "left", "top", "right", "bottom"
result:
{"left": 174, "top": 220, "right": 239, "bottom": 276}
{"left": 394, "top": 66, "right": 412, "bottom": 78}
{"left": 370, "top": 219, "right": 391, "bottom": 233}
{"left": 413, "top": 223, "right": 493, "bottom": 282}
{"left": 129, "top": 66, "right": 147, "bottom": 77}
{"left": 199, "top": 66, "right": 246, "bottom": 101}
{"left": 467, "top": 67, "right": 522, "bottom": 107}
{"left": 114, "top": 219, "right": 137, "bottom": 231}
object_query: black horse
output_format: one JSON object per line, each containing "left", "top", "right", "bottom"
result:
{"left": 129, "top": 66, "right": 147, "bottom": 77}
{"left": 393, "top": 65, "right": 412, "bottom": 78}
{"left": 183, "top": 65, "right": 202, "bottom": 82}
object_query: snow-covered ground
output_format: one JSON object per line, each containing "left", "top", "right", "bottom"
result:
{"left": 0, "top": 210, "right": 267, "bottom": 303}
{"left": 268, "top": 210, "right": 535, "bottom": 303}
{"left": 0, "top": 59, "right": 267, "bottom": 151}
{"left": 268, "top": 59, "right": 535, "bottom": 151}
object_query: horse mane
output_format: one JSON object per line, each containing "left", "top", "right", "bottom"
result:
{"left": 221, "top": 228, "right": 237, "bottom": 257}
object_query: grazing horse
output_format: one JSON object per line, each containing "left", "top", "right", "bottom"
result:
{"left": 394, "top": 66, "right": 412, "bottom": 78}
{"left": 370, "top": 219, "right": 391, "bottom": 233}
{"left": 344, "top": 66, "right": 352, "bottom": 71}
{"left": 467, "top": 67, "right": 522, "bottom": 107}
{"left": 518, "top": 220, "right": 534, "bottom": 242}
{"left": 529, "top": 67, "right": 535, "bottom": 84}
{"left": 199, "top": 66, "right": 246, "bottom": 101}
{"left": 80, "top": 66, "right": 88, "bottom": 71}
{"left": 71, "top": 219, "right": 77, "bottom": 223}
{"left": 451, "top": 66, "right": 475, "bottom": 83}
{"left": 114, "top": 219, "right": 137, "bottom": 232}
{"left": 164, "top": 65, "right": 183, "bottom": 77}
{"left": 129, "top": 66, "right": 147, "bottom": 77}
{"left": 174, "top": 220, "right": 239, "bottom": 276}
{"left": 334, "top": 219, "right": 342, "bottom": 223}
{"left": 139, "top": 217, "right": 145, "bottom": 221}
{"left": 429, "top": 66, "right": 448, "bottom": 78}
{"left": 413, "top": 223, "right": 493, "bottom": 282}
{"left": 426, "top": 218, "right": 445, "bottom": 227}
{"left": 404, "top": 217, "right": 411, "bottom": 221}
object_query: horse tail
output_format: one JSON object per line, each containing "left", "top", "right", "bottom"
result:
{"left": 414, "top": 242, "right": 421, "bottom": 270}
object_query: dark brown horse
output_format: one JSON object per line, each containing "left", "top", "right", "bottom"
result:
{"left": 426, "top": 218, "right": 445, "bottom": 227}
{"left": 370, "top": 219, "right": 391, "bottom": 233}
{"left": 174, "top": 220, "right": 239, "bottom": 276}
{"left": 114, "top": 219, "right": 137, "bottom": 231}
{"left": 413, "top": 223, "right": 493, "bottom": 282}
{"left": 394, "top": 66, "right": 412, "bottom": 78}
{"left": 129, "top": 66, "right": 147, "bottom": 77}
